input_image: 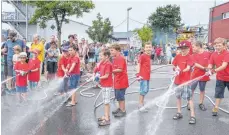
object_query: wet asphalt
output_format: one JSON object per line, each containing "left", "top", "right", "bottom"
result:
{"left": 1, "top": 65, "right": 229, "bottom": 135}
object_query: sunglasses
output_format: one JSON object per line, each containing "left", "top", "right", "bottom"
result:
{"left": 20, "top": 57, "right": 26, "bottom": 59}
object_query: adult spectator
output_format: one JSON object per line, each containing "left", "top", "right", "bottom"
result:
{"left": 45, "top": 35, "right": 55, "bottom": 51}
{"left": 166, "top": 44, "right": 172, "bottom": 64}
{"left": 123, "top": 47, "right": 129, "bottom": 62}
{"left": 62, "top": 40, "right": 66, "bottom": 45}
{"left": 155, "top": 45, "right": 162, "bottom": 64}
{"left": 94, "top": 43, "right": 100, "bottom": 63}
{"left": 129, "top": 47, "right": 135, "bottom": 65}
{"left": 207, "top": 42, "right": 215, "bottom": 53}
{"left": 73, "top": 34, "right": 78, "bottom": 45}
{"left": 87, "top": 44, "right": 95, "bottom": 72}
{"left": 22, "top": 38, "right": 30, "bottom": 63}
{"left": 4, "top": 32, "right": 26, "bottom": 91}
{"left": 30, "top": 34, "right": 45, "bottom": 74}
{"left": 63, "top": 35, "right": 75, "bottom": 47}
{"left": 81, "top": 38, "right": 89, "bottom": 64}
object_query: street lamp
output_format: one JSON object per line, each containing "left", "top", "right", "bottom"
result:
{"left": 127, "top": 7, "right": 132, "bottom": 32}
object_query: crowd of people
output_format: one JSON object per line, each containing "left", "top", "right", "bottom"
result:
{"left": 1, "top": 30, "right": 229, "bottom": 126}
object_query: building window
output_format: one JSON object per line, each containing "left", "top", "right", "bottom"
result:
{"left": 223, "top": 12, "right": 229, "bottom": 19}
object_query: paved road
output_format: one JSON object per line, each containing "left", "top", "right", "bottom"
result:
{"left": 1, "top": 65, "right": 229, "bottom": 135}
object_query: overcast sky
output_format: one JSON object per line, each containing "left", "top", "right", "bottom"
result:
{"left": 1, "top": 0, "right": 228, "bottom": 32}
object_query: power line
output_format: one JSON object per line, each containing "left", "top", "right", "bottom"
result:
{"left": 114, "top": 19, "right": 127, "bottom": 28}
{"left": 129, "top": 18, "right": 147, "bottom": 25}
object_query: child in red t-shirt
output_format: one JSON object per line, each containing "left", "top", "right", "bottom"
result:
{"left": 110, "top": 44, "right": 129, "bottom": 117}
{"left": 136, "top": 42, "right": 152, "bottom": 111}
{"left": 191, "top": 41, "right": 211, "bottom": 111}
{"left": 94, "top": 50, "right": 113, "bottom": 126}
{"left": 65, "top": 46, "right": 80, "bottom": 107}
{"left": 208, "top": 37, "right": 229, "bottom": 116}
{"left": 28, "top": 51, "right": 41, "bottom": 91}
{"left": 172, "top": 40, "right": 196, "bottom": 124}
{"left": 55, "top": 46, "right": 69, "bottom": 95}
{"left": 14, "top": 52, "right": 29, "bottom": 102}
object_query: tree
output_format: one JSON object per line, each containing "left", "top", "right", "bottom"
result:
{"left": 134, "top": 25, "right": 153, "bottom": 46}
{"left": 24, "top": 0, "right": 95, "bottom": 47}
{"left": 148, "top": 4, "right": 182, "bottom": 33}
{"left": 86, "top": 13, "right": 113, "bottom": 43}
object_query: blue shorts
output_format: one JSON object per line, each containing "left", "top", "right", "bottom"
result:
{"left": 215, "top": 80, "right": 229, "bottom": 98}
{"left": 140, "top": 80, "right": 149, "bottom": 96}
{"left": 29, "top": 81, "right": 38, "bottom": 90}
{"left": 69, "top": 74, "right": 80, "bottom": 90}
{"left": 191, "top": 81, "right": 207, "bottom": 92}
{"left": 114, "top": 88, "right": 126, "bottom": 101}
{"left": 16, "top": 86, "right": 27, "bottom": 93}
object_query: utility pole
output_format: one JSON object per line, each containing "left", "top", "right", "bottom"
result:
{"left": 127, "top": 7, "right": 132, "bottom": 32}
{"left": 127, "top": 7, "right": 132, "bottom": 48}
{"left": 26, "top": 2, "right": 28, "bottom": 40}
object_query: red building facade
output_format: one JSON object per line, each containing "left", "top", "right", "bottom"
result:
{"left": 208, "top": 2, "right": 229, "bottom": 43}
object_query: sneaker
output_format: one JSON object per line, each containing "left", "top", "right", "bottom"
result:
{"left": 173, "top": 113, "right": 183, "bottom": 120}
{"left": 113, "top": 110, "right": 126, "bottom": 117}
{"left": 112, "top": 108, "right": 121, "bottom": 115}
{"left": 138, "top": 105, "right": 149, "bottom": 113}
{"left": 212, "top": 107, "right": 218, "bottom": 116}
{"left": 189, "top": 116, "right": 196, "bottom": 124}
{"left": 199, "top": 103, "right": 207, "bottom": 111}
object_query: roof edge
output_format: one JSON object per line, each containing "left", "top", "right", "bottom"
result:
{"left": 211, "top": 1, "right": 229, "bottom": 9}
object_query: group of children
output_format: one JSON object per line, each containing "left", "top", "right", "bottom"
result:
{"left": 7, "top": 37, "right": 228, "bottom": 126}
{"left": 13, "top": 49, "right": 40, "bottom": 103}
{"left": 172, "top": 37, "right": 229, "bottom": 124}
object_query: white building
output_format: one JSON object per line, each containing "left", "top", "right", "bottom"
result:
{"left": 37, "top": 19, "right": 92, "bottom": 42}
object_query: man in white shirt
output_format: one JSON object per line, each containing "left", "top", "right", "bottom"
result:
{"left": 166, "top": 44, "right": 172, "bottom": 64}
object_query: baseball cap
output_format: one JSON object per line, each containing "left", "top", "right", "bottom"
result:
{"left": 62, "top": 46, "right": 69, "bottom": 52}
{"left": 178, "top": 40, "right": 191, "bottom": 48}
{"left": 19, "top": 52, "right": 27, "bottom": 57}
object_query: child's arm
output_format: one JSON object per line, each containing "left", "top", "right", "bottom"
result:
{"left": 68, "top": 63, "right": 77, "bottom": 74}
{"left": 113, "top": 69, "right": 122, "bottom": 73}
{"left": 215, "top": 62, "right": 228, "bottom": 72}
{"left": 183, "top": 65, "right": 191, "bottom": 72}
{"left": 194, "top": 63, "right": 205, "bottom": 70}
{"left": 61, "top": 65, "right": 67, "bottom": 73}
{"left": 100, "top": 73, "right": 109, "bottom": 80}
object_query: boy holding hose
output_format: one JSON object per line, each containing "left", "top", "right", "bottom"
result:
{"left": 172, "top": 40, "right": 196, "bottom": 124}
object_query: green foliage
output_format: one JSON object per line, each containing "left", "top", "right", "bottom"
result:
{"left": 134, "top": 25, "right": 153, "bottom": 46}
{"left": 148, "top": 4, "right": 182, "bottom": 33}
{"left": 86, "top": 13, "right": 113, "bottom": 43}
{"left": 24, "top": 0, "right": 95, "bottom": 47}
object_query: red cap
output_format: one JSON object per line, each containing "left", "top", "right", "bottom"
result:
{"left": 178, "top": 40, "right": 191, "bottom": 48}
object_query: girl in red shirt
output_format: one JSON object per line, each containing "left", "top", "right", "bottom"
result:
{"left": 28, "top": 51, "right": 40, "bottom": 90}
{"left": 14, "top": 52, "right": 29, "bottom": 102}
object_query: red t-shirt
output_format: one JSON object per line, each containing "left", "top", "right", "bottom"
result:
{"left": 113, "top": 55, "right": 129, "bottom": 89}
{"left": 172, "top": 54, "right": 193, "bottom": 85}
{"left": 191, "top": 51, "right": 211, "bottom": 81}
{"left": 68, "top": 55, "right": 80, "bottom": 75}
{"left": 209, "top": 50, "right": 229, "bottom": 81}
{"left": 139, "top": 53, "right": 151, "bottom": 80}
{"left": 28, "top": 58, "right": 40, "bottom": 82}
{"left": 57, "top": 56, "right": 69, "bottom": 77}
{"left": 98, "top": 61, "right": 113, "bottom": 87}
{"left": 14, "top": 62, "right": 29, "bottom": 87}
{"left": 155, "top": 47, "right": 162, "bottom": 56}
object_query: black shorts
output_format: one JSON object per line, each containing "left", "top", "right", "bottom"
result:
{"left": 191, "top": 81, "right": 207, "bottom": 91}
{"left": 215, "top": 80, "right": 229, "bottom": 98}
{"left": 47, "top": 61, "right": 57, "bottom": 74}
